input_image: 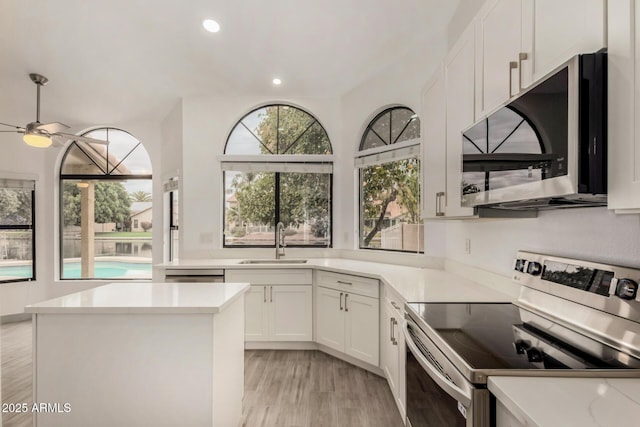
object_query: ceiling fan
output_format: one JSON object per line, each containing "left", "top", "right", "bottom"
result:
{"left": 0, "top": 73, "right": 109, "bottom": 148}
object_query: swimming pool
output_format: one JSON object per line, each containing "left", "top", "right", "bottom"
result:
{"left": 0, "top": 261, "right": 152, "bottom": 279}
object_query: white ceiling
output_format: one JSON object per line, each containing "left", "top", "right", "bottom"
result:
{"left": 0, "top": 0, "right": 460, "bottom": 128}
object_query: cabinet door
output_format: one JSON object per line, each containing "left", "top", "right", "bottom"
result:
{"left": 269, "top": 285, "right": 313, "bottom": 341}
{"left": 381, "top": 300, "right": 400, "bottom": 394}
{"left": 445, "top": 25, "right": 477, "bottom": 218}
{"left": 476, "top": 0, "right": 523, "bottom": 117}
{"left": 422, "top": 65, "right": 447, "bottom": 219}
{"left": 344, "top": 293, "right": 379, "bottom": 366}
{"left": 315, "top": 286, "right": 345, "bottom": 352}
{"left": 527, "top": 0, "right": 605, "bottom": 85}
{"left": 244, "top": 286, "right": 269, "bottom": 341}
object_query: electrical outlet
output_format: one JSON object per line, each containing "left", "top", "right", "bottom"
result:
{"left": 465, "top": 238, "right": 471, "bottom": 254}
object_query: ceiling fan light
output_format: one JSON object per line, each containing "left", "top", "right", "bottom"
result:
{"left": 23, "top": 132, "right": 52, "bottom": 148}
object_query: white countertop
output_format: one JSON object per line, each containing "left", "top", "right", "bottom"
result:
{"left": 25, "top": 282, "right": 250, "bottom": 314}
{"left": 489, "top": 376, "right": 640, "bottom": 427}
{"left": 159, "top": 258, "right": 514, "bottom": 303}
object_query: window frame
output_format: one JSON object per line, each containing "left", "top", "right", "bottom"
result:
{"left": 222, "top": 103, "right": 334, "bottom": 248}
{"left": 58, "top": 127, "right": 152, "bottom": 281}
{"left": 0, "top": 181, "right": 36, "bottom": 284}
{"left": 357, "top": 106, "right": 423, "bottom": 253}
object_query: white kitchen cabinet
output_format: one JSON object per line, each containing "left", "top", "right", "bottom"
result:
{"left": 226, "top": 269, "right": 313, "bottom": 342}
{"left": 421, "top": 65, "right": 447, "bottom": 219}
{"left": 475, "top": 0, "right": 523, "bottom": 117}
{"left": 476, "top": 0, "right": 606, "bottom": 117}
{"left": 380, "top": 286, "right": 406, "bottom": 420}
{"left": 315, "top": 271, "right": 379, "bottom": 366}
{"left": 443, "top": 24, "right": 477, "bottom": 218}
{"left": 608, "top": 0, "right": 640, "bottom": 212}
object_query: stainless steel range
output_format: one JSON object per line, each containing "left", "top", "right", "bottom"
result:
{"left": 404, "top": 251, "right": 640, "bottom": 427}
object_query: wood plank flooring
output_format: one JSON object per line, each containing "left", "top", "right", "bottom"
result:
{"left": 1, "top": 320, "right": 403, "bottom": 427}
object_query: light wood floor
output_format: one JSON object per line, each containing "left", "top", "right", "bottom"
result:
{"left": 2, "top": 320, "right": 403, "bottom": 427}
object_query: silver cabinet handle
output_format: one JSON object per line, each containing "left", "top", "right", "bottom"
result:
{"left": 344, "top": 294, "right": 349, "bottom": 312}
{"left": 263, "top": 286, "right": 266, "bottom": 303}
{"left": 391, "top": 317, "right": 398, "bottom": 345}
{"left": 337, "top": 280, "right": 352, "bottom": 285}
{"left": 509, "top": 61, "right": 518, "bottom": 97}
{"left": 390, "top": 317, "right": 395, "bottom": 343}
{"left": 270, "top": 286, "right": 273, "bottom": 303}
{"left": 339, "top": 292, "right": 343, "bottom": 310}
{"left": 518, "top": 52, "right": 528, "bottom": 91}
{"left": 436, "top": 192, "right": 445, "bottom": 217}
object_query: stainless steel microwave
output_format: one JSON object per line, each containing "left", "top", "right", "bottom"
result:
{"left": 461, "top": 51, "right": 606, "bottom": 210}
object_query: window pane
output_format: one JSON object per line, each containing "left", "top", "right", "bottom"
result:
{"left": 0, "top": 230, "right": 33, "bottom": 281}
{"left": 60, "top": 142, "right": 108, "bottom": 175}
{"left": 278, "top": 106, "right": 315, "bottom": 153}
{"left": 361, "top": 130, "right": 387, "bottom": 151}
{"left": 226, "top": 124, "right": 265, "bottom": 155}
{"left": 0, "top": 188, "right": 32, "bottom": 225}
{"left": 279, "top": 172, "right": 331, "bottom": 246}
{"left": 243, "top": 107, "right": 278, "bottom": 154}
{"left": 285, "top": 121, "right": 332, "bottom": 155}
{"left": 360, "top": 159, "right": 423, "bottom": 252}
{"left": 391, "top": 108, "right": 420, "bottom": 144}
{"left": 371, "top": 111, "right": 391, "bottom": 145}
{"left": 224, "top": 171, "right": 276, "bottom": 246}
{"left": 61, "top": 179, "right": 152, "bottom": 279}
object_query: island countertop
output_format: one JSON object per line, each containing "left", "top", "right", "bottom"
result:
{"left": 25, "top": 282, "right": 250, "bottom": 314}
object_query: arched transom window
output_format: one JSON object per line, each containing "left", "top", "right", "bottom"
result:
{"left": 59, "top": 128, "right": 152, "bottom": 279}
{"left": 357, "top": 106, "right": 422, "bottom": 253}
{"left": 223, "top": 104, "right": 333, "bottom": 247}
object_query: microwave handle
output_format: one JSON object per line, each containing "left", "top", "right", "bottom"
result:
{"left": 404, "top": 320, "right": 472, "bottom": 407}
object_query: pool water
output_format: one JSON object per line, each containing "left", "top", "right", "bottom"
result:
{"left": 0, "top": 261, "right": 151, "bottom": 279}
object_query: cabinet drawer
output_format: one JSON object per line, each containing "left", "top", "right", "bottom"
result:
{"left": 226, "top": 269, "right": 312, "bottom": 285}
{"left": 316, "top": 271, "right": 379, "bottom": 299}
{"left": 383, "top": 284, "right": 405, "bottom": 315}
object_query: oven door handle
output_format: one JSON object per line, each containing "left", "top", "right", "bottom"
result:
{"left": 404, "top": 321, "right": 472, "bottom": 408}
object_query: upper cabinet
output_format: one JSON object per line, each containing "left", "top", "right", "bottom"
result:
{"left": 608, "top": 0, "right": 640, "bottom": 212}
{"left": 422, "top": 25, "right": 477, "bottom": 219}
{"left": 475, "top": 0, "right": 606, "bottom": 118}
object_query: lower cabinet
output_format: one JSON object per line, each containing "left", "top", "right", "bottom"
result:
{"left": 226, "top": 269, "right": 313, "bottom": 342}
{"left": 380, "top": 286, "right": 406, "bottom": 420}
{"left": 245, "top": 284, "right": 313, "bottom": 341}
{"left": 315, "top": 271, "right": 379, "bottom": 366}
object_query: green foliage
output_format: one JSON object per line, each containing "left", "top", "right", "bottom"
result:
{"left": 62, "top": 181, "right": 132, "bottom": 226}
{"left": 130, "top": 191, "right": 152, "bottom": 202}
{"left": 0, "top": 188, "right": 32, "bottom": 225}
{"left": 140, "top": 221, "right": 152, "bottom": 232}
{"left": 361, "top": 158, "right": 420, "bottom": 246}
{"left": 254, "top": 106, "right": 331, "bottom": 155}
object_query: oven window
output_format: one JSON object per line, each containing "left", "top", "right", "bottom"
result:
{"left": 406, "top": 349, "right": 466, "bottom": 426}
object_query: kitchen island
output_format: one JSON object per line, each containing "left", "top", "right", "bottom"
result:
{"left": 25, "top": 282, "right": 250, "bottom": 427}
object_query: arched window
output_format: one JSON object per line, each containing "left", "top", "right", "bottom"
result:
{"left": 357, "top": 106, "right": 422, "bottom": 252}
{"left": 59, "top": 128, "right": 152, "bottom": 279}
{"left": 223, "top": 104, "right": 333, "bottom": 247}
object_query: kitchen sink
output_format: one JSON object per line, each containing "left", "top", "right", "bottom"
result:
{"left": 238, "top": 259, "right": 308, "bottom": 264}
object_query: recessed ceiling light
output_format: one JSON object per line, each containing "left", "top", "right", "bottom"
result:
{"left": 272, "top": 78, "right": 282, "bottom": 86}
{"left": 203, "top": 19, "right": 220, "bottom": 33}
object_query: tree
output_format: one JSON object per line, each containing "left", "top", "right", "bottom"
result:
{"left": 140, "top": 221, "right": 152, "bottom": 232}
{"left": 62, "top": 181, "right": 131, "bottom": 226}
{"left": 130, "top": 191, "right": 152, "bottom": 202}
{"left": 361, "top": 158, "right": 420, "bottom": 246}
{"left": 0, "top": 188, "right": 32, "bottom": 224}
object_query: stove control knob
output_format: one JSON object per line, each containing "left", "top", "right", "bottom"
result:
{"left": 514, "top": 340, "right": 528, "bottom": 355}
{"left": 615, "top": 279, "right": 638, "bottom": 300}
{"left": 526, "top": 348, "right": 543, "bottom": 363}
{"left": 527, "top": 262, "right": 542, "bottom": 276}
{"left": 514, "top": 259, "right": 527, "bottom": 272}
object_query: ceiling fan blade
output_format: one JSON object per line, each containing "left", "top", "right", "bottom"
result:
{"left": 0, "top": 122, "right": 24, "bottom": 130}
{"left": 37, "top": 121, "right": 69, "bottom": 133}
{"left": 0, "top": 130, "right": 22, "bottom": 133}
{"left": 53, "top": 132, "right": 109, "bottom": 145}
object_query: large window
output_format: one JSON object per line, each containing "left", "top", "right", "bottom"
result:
{"left": 0, "top": 179, "right": 35, "bottom": 283}
{"left": 223, "top": 104, "right": 333, "bottom": 247}
{"left": 358, "top": 107, "right": 423, "bottom": 252}
{"left": 59, "top": 128, "right": 152, "bottom": 279}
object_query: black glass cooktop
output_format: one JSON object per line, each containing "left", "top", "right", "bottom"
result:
{"left": 406, "top": 302, "right": 640, "bottom": 371}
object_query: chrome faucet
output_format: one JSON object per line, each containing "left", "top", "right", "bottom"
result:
{"left": 275, "top": 222, "right": 286, "bottom": 259}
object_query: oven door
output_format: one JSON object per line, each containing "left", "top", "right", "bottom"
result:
{"left": 404, "top": 318, "right": 490, "bottom": 427}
